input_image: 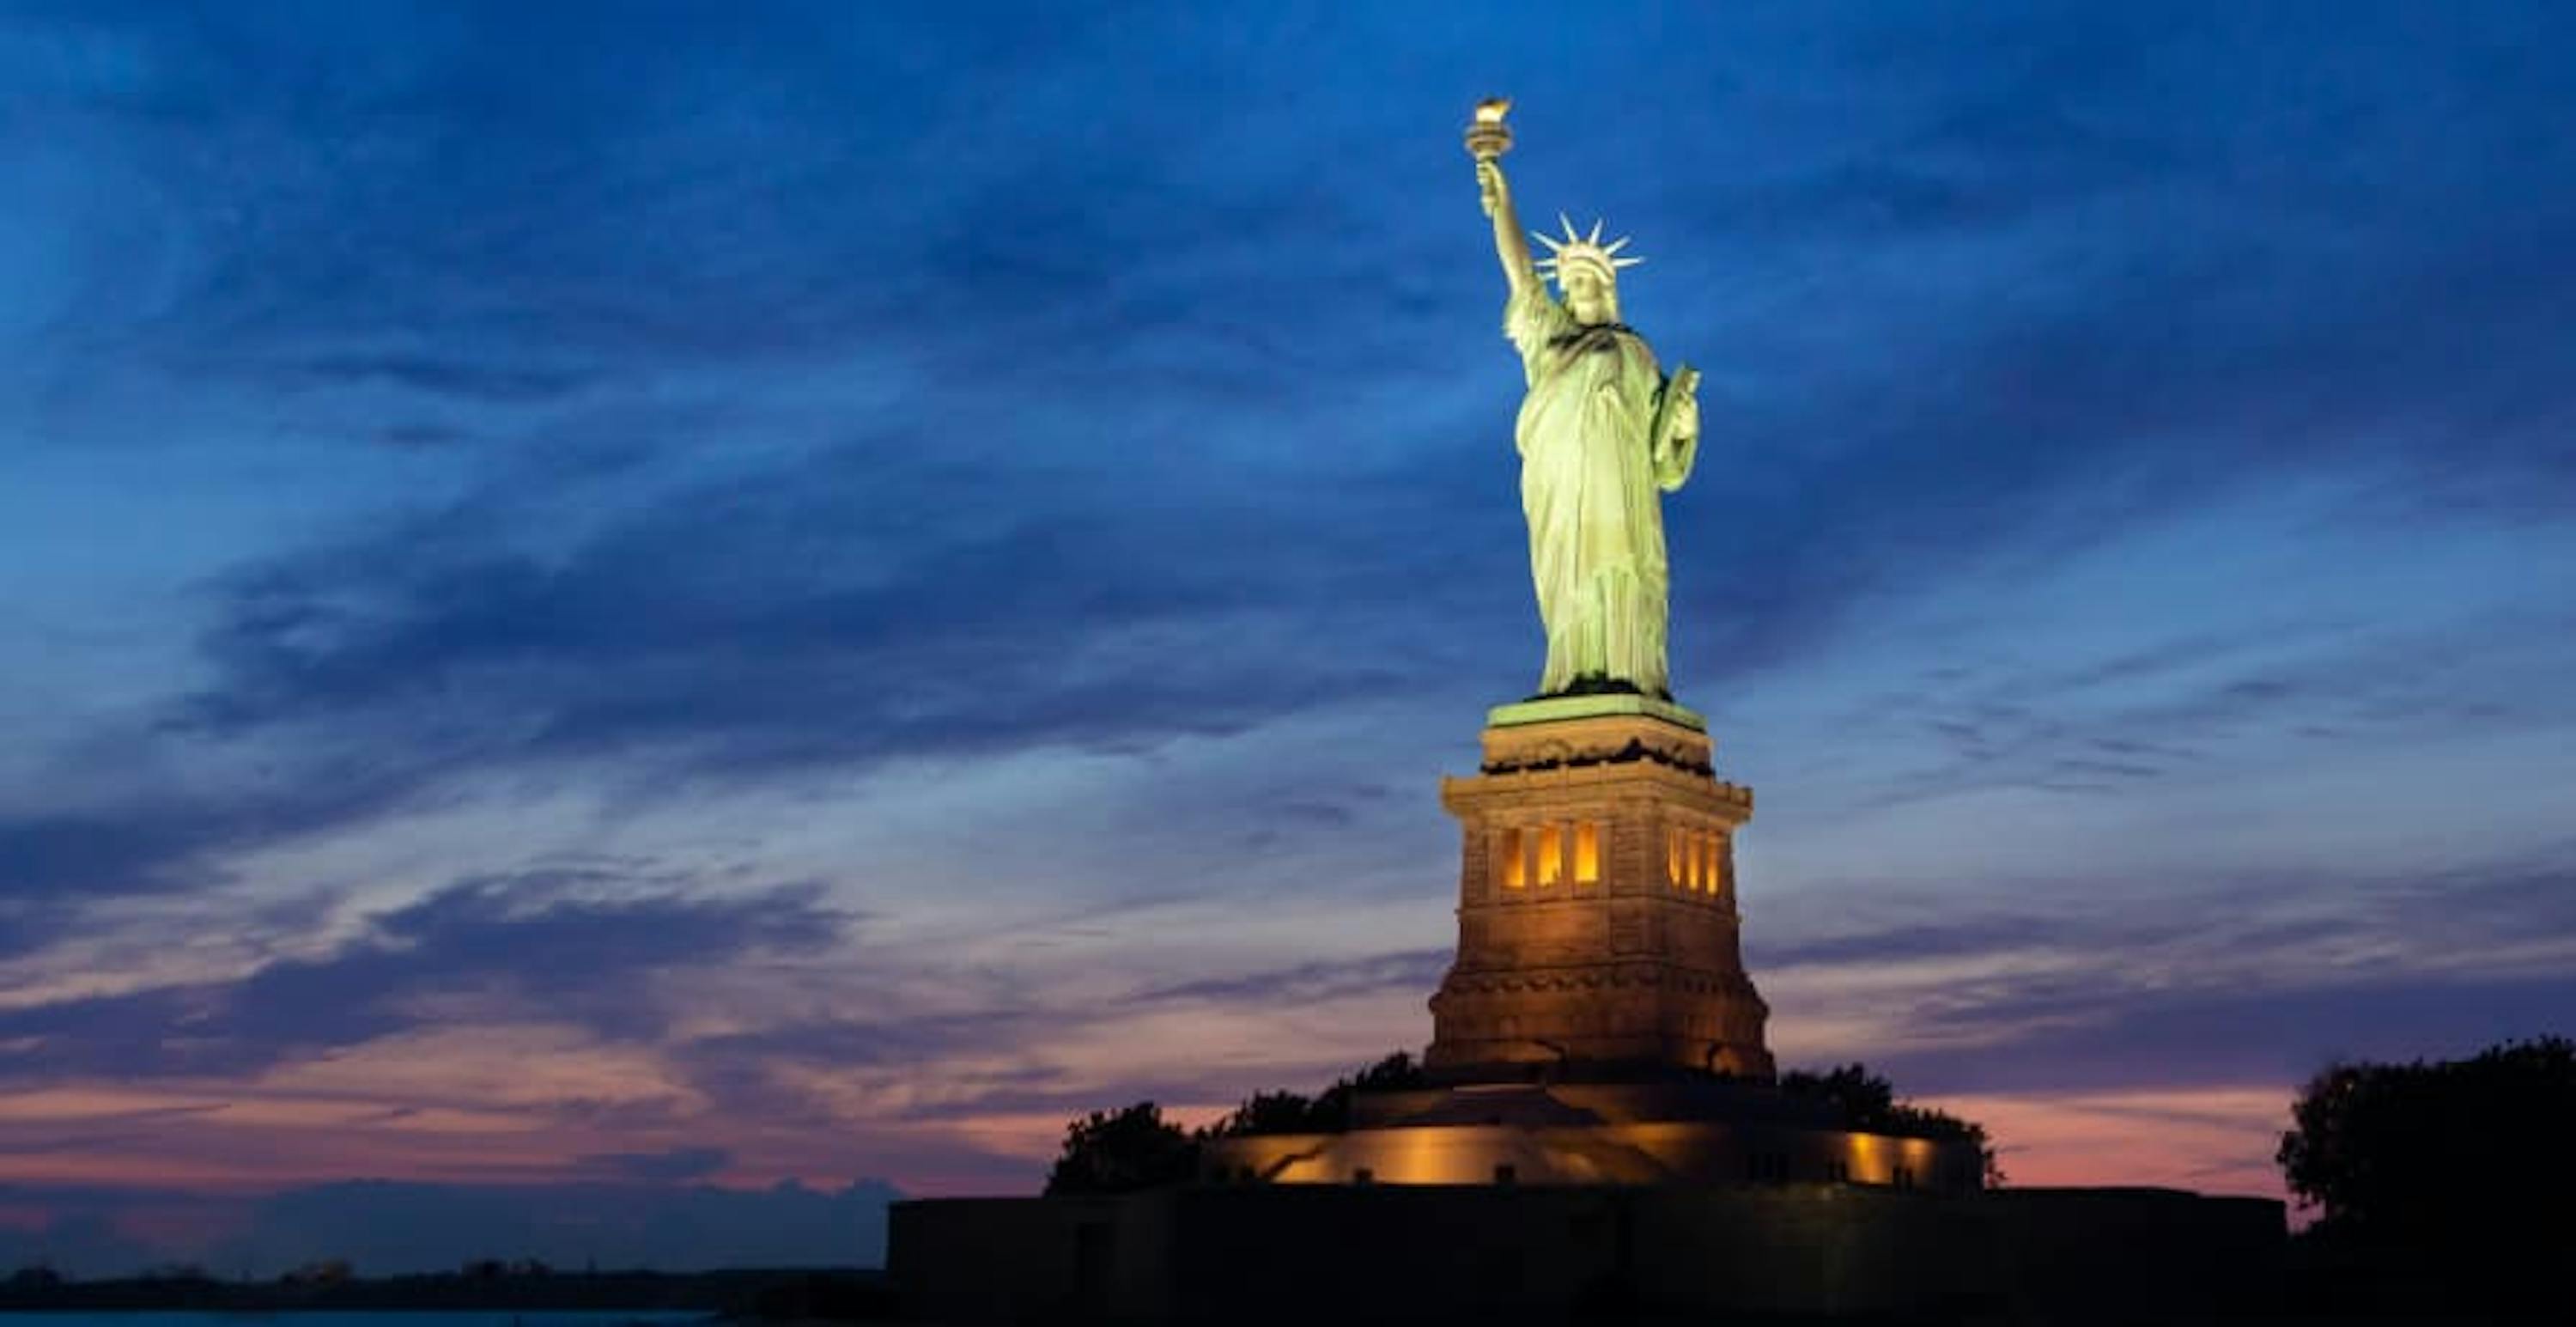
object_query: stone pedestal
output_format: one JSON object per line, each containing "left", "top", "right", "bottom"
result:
{"left": 1427, "top": 695, "right": 1774, "bottom": 1079}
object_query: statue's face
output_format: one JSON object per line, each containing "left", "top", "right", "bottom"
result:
{"left": 1562, "top": 266, "right": 1614, "bottom": 324}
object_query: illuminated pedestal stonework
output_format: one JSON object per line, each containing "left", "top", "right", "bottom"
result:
{"left": 1199, "top": 1080, "right": 1984, "bottom": 1190}
{"left": 1426, "top": 695, "right": 1774, "bottom": 1079}
{"left": 1199, "top": 694, "right": 1986, "bottom": 1192}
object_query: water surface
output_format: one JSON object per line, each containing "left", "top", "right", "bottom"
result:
{"left": 0, "top": 1313, "right": 710, "bottom": 1327}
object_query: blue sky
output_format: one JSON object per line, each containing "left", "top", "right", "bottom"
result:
{"left": 2, "top": 0, "right": 2573, "bottom": 1271}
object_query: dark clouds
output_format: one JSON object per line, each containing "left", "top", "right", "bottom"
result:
{"left": 166, "top": 440, "right": 1463, "bottom": 794}
{"left": 0, "top": 871, "right": 849, "bottom": 1080}
{"left": 39, "top": 0, "right": 2559, "bottom": 905}
{"left": 578, "top": 1146, "right": 731, "bottom": 1183}
{"left": 0, "top": 767, "right": 422, "bottom": 903}
{"left": 1759, "top": 852, "right": 2576, "bottom": 1094}
{"left": 1139, "top": 949, "right": 1451, "bottom": 1006}
{"left": 27, "top": 4, "right": 2576, "bottom": 766}
{"left": 1864, "top": 965, "right": 2576, "bottom": 1099}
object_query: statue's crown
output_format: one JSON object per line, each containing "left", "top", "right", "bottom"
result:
{"left": 1534, "top": 213, "right": 1643, "bottom": 286}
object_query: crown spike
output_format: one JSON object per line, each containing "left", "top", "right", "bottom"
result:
{"left": 1525, "top": 212, "right": 1646, "bottom": 286}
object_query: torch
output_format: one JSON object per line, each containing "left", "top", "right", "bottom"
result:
{"left": 1466, "top": 98, "right": 1513, "bottom": 216}
{"left": 1465, "top": 97, "right": 1514, "bottom": 161}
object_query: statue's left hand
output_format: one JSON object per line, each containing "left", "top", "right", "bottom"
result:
{"left": 1668, "top": 390, "right": 1699, "bottom": 444}
{"left": 1651, "top": 368, "right": 1703, "bottom": 490}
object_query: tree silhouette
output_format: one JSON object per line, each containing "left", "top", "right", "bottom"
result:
{"left": 2279, "top": 1036, "right": 2574, "bottom": 1312}
{"left": 1778, "top": 1063, "right": 1897, "bottom": 1123}
{"left": 1201, "top": 1090, "right": 1316, "bottom": 1139}
{"left": 1192, "top": 1052, "right": 1431, "bottom": 1140}
{"left": 1050, "top": 1054, "right": 2005, "bottom": 1190}
{"left": 1042, "top": 1102, "right": 1198, "bottom": 1196}
{"left": 1781, "top": 1062, "right": 2001, "bottom": 1184}
{"left": 1047, "top": 1055, "right": 1439, "bottom": 1188}
{"left": 1305, "top": 1051, "right": 1427, "bottom": 1130}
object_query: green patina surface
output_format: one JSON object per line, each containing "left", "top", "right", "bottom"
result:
{"left": 1473, "top": 107, "right": 1703, "bottom": 701}
{"left": 1486, "top": 692, "right": 1706, "bottom": 731}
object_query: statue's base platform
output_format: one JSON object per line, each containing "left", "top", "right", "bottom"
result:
{"left": 891, "top": 1183, "right": 2284, "bottom": 1324}
{"left": 1486, "top": 691, "right": 1705, "bottom": 730}
{"left": 1198, "top": 1079, "right": 1984, "bottom": 1191}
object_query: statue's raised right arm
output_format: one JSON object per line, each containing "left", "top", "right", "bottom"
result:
{"left": 1477, "top": 159, "right": 1540, "bottom": 300}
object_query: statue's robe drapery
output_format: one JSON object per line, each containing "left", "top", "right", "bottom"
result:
{"left": 1506, "top": 283, "right": 1694, "bottom": 697}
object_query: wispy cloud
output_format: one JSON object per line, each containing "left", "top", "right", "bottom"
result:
{"left": 1137, "top": 949, "right": 1450, "bottom": 1005}
{"left": 0, "top": 871, "right": 850, "bottom": 1080}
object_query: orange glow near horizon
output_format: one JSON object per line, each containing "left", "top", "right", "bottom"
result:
{"left": 0, "top": 1065, "right": 2307, "bottom": 1218}
{"left": 1921, "top": 1087, "right": 2294, "bottom": 1204}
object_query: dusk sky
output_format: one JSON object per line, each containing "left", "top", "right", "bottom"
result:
{"left": 4, "top": 1, "right": 2573, "bottom": 1273}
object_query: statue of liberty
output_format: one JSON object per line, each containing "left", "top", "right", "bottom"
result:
{"left": 1469, "top": 101, "right": 1700, "bottom": 700}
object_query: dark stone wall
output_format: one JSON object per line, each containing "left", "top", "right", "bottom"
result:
{"left": 890, "top": 1184, "right": 2282, "bottom": 1324}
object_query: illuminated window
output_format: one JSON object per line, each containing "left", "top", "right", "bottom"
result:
{"left": 1535, "top": 824, "right": 1564, "bottom": 886}
{"left": 1572, "top": 821, "right": 1600, "bottom": 884}
{"left": 1666, "top": 828, "right": 1683, "bottom": 886}
{"left": 1686, "top": 832, "right": 1704, "bottom": 890}
{"left": 1499, "top": 827, "right": 1527, "bottom": 889}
